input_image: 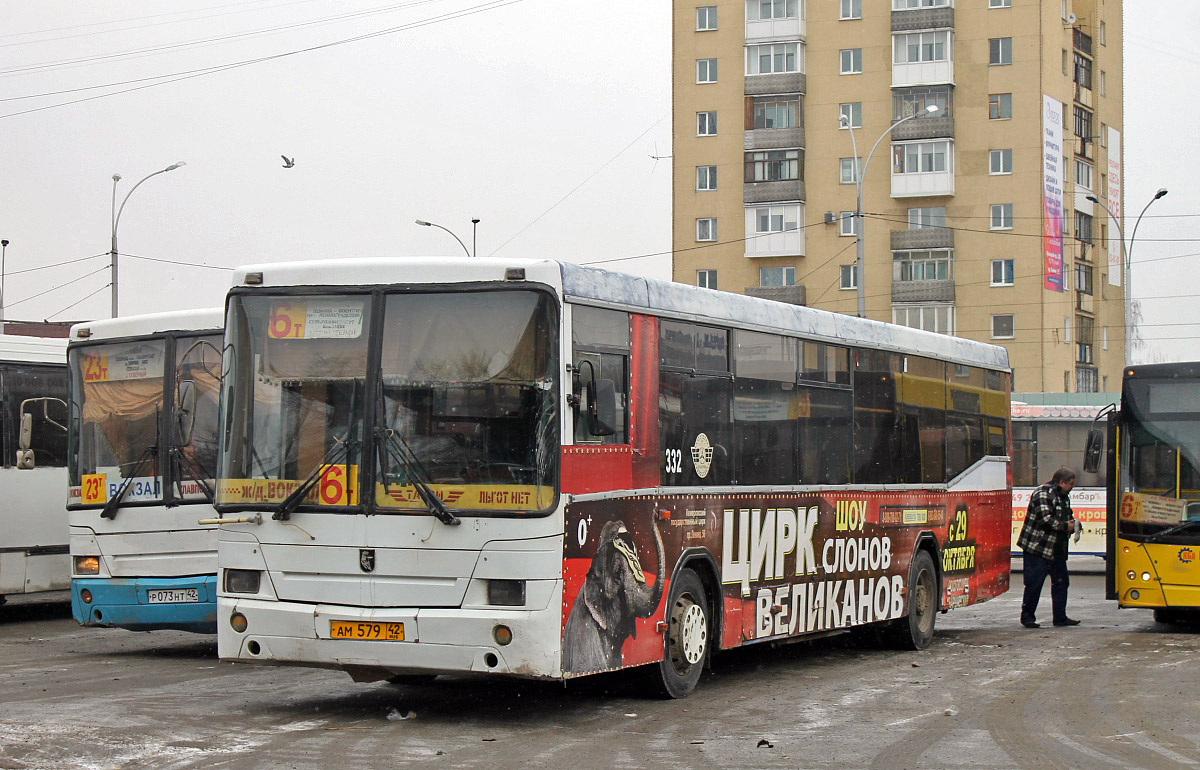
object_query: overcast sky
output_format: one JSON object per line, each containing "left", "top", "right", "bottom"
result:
{"left": 1, "top": 0, "right": 1196, "bottom": 364}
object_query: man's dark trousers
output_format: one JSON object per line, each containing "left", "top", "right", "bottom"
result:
{"left": 1021, "top": 552, "right": 1069, "bottom": 623}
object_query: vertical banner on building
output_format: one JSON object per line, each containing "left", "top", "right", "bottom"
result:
{"left": 1107, "top": 127, "right": 1123, "bottom": 286}
{"left": 1042, "top": 95, "right": 1065, "bottom": 292}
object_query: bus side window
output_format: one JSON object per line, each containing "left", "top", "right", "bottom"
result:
{"left": 571, "top": 306, "right": 629, "bottom": 445}
{"left": 7, "top": 365, "right": 69, "bottom": 469}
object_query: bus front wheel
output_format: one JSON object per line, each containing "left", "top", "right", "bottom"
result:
{"left": 886, "top": 549, "right": 937, "bottom": 650}
{"left": 650, "top": 568, "right": 709, "bottom": 699}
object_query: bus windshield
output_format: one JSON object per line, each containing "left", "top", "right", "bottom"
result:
{"left": 70, "top": 340, "right": 166, "bottom": 503}
{"left": 217, "top": 290, "right": 558, "bottom": 513}
{"left": 1119, "top": 377, "right": 1200, "bottom": 539}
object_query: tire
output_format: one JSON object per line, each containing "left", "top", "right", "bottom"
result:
{"left": 649, "top": 568, "right": 709, "bottom": 699}
{"left": 885, "top": 549, "right": 938, "bottom": 650}
{"left": 1152, "top": 608, "right": 1198, "bottom": 625}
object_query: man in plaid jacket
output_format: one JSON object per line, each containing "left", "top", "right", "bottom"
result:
{"left": 1018, "top": 467, "right": 1082, "bottom": 628}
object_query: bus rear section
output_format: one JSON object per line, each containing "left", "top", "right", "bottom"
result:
{"left": 1, "top": 335, "right": 70, "bottom": 602}
{"left": 214, "top": 258, "right": 1010, "bottom": 697}
{"left": 1103, "top": 363, "right": 1200, "bottom": 622}
{"left": 67, "top": 309, "right": 224, "bottom": 632}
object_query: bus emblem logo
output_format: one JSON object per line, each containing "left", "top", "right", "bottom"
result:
{"left": 1180, "top": 548, "right": 1196, "bottom": 564}
{"left": 691, "top": 433, "right": 713, "bottom": 479}
{"left": 359, "top": 549, "right": 376, "bottom": 573}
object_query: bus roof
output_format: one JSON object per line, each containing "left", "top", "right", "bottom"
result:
{"left": 69, "top": 308, "right": 224, "bottom": 344}
{"left": 230, "top": 257, "right": 1010, "bottom": 373}
{"left": 0, "top": 334, "right": 67, "bottom": 365}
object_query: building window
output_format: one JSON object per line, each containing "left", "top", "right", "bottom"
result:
{"left": 991, "top": 314, "right": 1015, "bottom": 339}
{"left": 696, "top": 165, "right": 717, "bottom": 191}
{"left": 840, "top": 157, "right": 861, "bottom": 184}
{"left": 1100, "top": 71, "right": 1106, "bottom": 96}
{"left": 1074, "top": 53, "right": 1092, "bottom": 90}
{"left": 989, "top": 149, "right": 1013, "bottom": 175}
{"left": 908, "top": 207, "right": 946, "bottom": 229}
{"left": 697, "top": 58, "right": 717, "bottom": 83}
{"left": 839, "top": 212, "right": 857, "bottom": 236}
{"left": 1075, "top": 263, "right": 1094, "bottom": 294}
{"left": 749, "top": 43, "right": 801, "bottom": 75}
{"left": 893, "top": 250, "right": 952, "bottom": 281}
{"left": 892, "top": 140, "right": 950, "bottom": 174}
{"left": 697, "top": 270, "right": 718, "bottom": 289}
{"left": 840, "top": 48, "right": 862, "bottom": 74}
{"left": 989, "top": 37, "right": 1012, "bottom": 66}
{"left": 893, "top": 31, "right": 951, "bottom": 64}
{"left": 746, "top": 0, "right": 799, "bottom": 21}
{"left": 745, "top": 149, "right": 802, "bottom": 183}
{"left": 696, "top": 218, "right": 717, "bottom": 242}
{"left": 839, "top": 102, "right": 862, "bottom": 129}
{"left": 696, "top": 6, "right": 717, "bottom": 30}
{"left": 989, "top": 0, "right": 1012, "bottom": 7}
{"left": 751, "top": 96, "right": 800, "bottom": 129}
{"left": 1075, "top": 211, "right": 1093, "bottom": 244}
{"left": 1073, "top": 105, "right": 1093, "bottom": 138}
{"left": 840, "top": 0, "right": 862, "bottom": 19}
{"left": 1099, "top": 21, "right": 1106, "bottom": 45}
{"left": 1074, "top": 159, "right": 1093, "bottom": 190}
{"left": 1100, "top": 123, "right": 1107, "bottom": 147}
{"left": 697, "top": 111, "right": 717, "bottom": 136}
{"left": 894, "top": 0, "right": 950, "bottom": 10}
{"left": 990, "top": 204, "right": 1013, "bottom": 230}
{"left": 893, "top": 305, "right": 954, "bottom": 335}
{"left": 1076, "top": 367, "right": 1098, "bottom": 393}
{"left": 989, "top": 93, "right": 1012, "bottom": 120}
{"left": 752, "top": 205, "right": 799, "bottom": 234}
{"left": 991, "top": 259, "right": 1015, "bottom": 286}
{"left": 893, "top": 86, "right": 951, "bottom": 120}
{"left": 760, "top": 266, "right": 795, "bottom": 286}
{"left": 840, "top": 264, "right": 857, "bottom": 289}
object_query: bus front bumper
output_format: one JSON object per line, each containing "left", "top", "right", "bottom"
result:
{"left": 71, "top": 576, "right": 218, "bottom": 633}
{"left": 217, "top": 596, "right": 561, "bottom": 680}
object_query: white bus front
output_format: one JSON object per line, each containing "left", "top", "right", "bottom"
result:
{"left": 216, "top": 269, "right": 564, "bottom": 681}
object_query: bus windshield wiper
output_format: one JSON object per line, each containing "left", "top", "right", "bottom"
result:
{"left": 100, "top": 444, "right": 159, "bottom": 519}
{"left": 168, "top": 445, "right": 214, "bottom": 506}
{"left": 375, "top": 427, "right": 460, "bottom": 526}
{"left": 273, "top": 436, "right": 355, "bottom": 521}
{"left": 1144, "top": 519, "right": 1200, "bottom": 542}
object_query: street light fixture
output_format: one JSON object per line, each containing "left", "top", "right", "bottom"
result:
{"left": 1086, "top": 188, "right": 1168, "bottom": 364}
{"left": 840, "top": 103, "right": 940, "bottom": 318}
{"left": 415, "top": 219, "right": 472, "bottom": 258}
{"left": 110, "top": 161, "right": 187, "bottom": 318}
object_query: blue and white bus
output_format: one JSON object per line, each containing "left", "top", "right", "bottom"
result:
{"left": 67, "top": 309, "right": 224, "bottom": 632}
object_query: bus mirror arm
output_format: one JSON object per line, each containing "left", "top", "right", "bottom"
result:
{"left": 1082, "top": 403, "right": 1116, "bottom": 474}
{"left": 198, "top": 513, "right": 262, "bottom": 526}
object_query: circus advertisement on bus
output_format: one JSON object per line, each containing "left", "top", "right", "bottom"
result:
{"left": 1011, "top": 487, "right": 1107, "bottom": 556}
{"left": 561, "top": 489, "right": 1010, "bottom": 677}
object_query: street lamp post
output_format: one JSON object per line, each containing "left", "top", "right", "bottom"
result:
{"left": 110, "top": 161, "right": 187, "bottom": 318}
{"left": 414, "top": 219, "right": 472, "bottom": 258}
{"left": 840, "top": 104, "right": 940, "bottom": 318}
{"left": 471, "top": 218, "right": 480, "bottom": 259}
{"left": 1086, "top": 188, "right": 1168, "bottom": 365}
{"left": 0, "top": 238, "right": 8, "bottom": 332}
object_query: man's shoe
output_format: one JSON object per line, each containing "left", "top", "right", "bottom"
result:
{"left": 1021, "top": 620, "right": 1040, "bottom": 628}
{"left": 1053, "top": 618, "right": 1081, "bottom": 627}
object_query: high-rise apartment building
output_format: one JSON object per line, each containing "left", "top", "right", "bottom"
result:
{"left": 672, "top": 0, "right": 1123, "bottom": 392}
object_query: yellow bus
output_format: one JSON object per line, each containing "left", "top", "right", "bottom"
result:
{"left": 1087, "top": 363, "right": 1200, "bottom": 623}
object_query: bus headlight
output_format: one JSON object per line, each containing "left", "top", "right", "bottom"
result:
{"left": 230, "top": 612, "right": 248, "bottom": 633}
{"left": 493, "top": 625, "right": 513, "bottom": 646}
{"left": 224, "top": 569, "right": 261, "bottom": 594}
{"left": 1142, "top": 572, "right": 1152, "bottom": 582}
{"left": 1127, "top": 571, "right": 1137, "bottom": 581}
{"left": 487, "top": 579, "right": 526, "bottom": 606}
{"left": 74, "top": 556, "right": 100, "bottom": 575}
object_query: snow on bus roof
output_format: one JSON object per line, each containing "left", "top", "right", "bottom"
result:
{"left": 69, "top": 308, "right": 224, "bottom": 344}
{"left": 230, "top": 257, "right": 1009, "bottom": 373}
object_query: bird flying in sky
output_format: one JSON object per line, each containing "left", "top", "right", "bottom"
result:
{"left": 281, "top": 156, "right": 295, "bottom": 168}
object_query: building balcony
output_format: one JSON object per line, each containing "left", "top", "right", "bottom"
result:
{"left": 891, "top": 6, "right": 954, "bottom": 32}
{"left": 746, "top": 17, "right": 804, "bottom": 41}
{"left": 891, "top": 170, "right": 954, "bottom": 198}
{"left": 747, "top": 285, "right": 807, "bottom": 306}
{"left": 744, "top": 179, "right": 805, "bottom": 205}
{"left": 745, "top": 72, "right": 806, "bottom": 96}
{"left": 890, "top": 227, "right": 954, "bottom": 250}
{"left": 892, "top": 278, "right": 955, "bottom": 303}
{"left": 891, "top": 114, "right": 953, "bottom": 141}
{"left": 744, "top": 126, "right": 805, "bottom": 151}
{"left": 892, "top": 60, "right": 953, "bottom": 87}
{"left": 1075, "top": 82, "right": 1093, "bottom": 108}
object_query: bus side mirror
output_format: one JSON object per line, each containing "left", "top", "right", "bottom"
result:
{"left": 1082, "top": 427, "right": 1104, "bottom": 474}
{"left": 175, "top": 380, "right": 197, "bottom": 446}
{"left": 586, "top": 378, "right": 617, "bottom": 437}
{"left": 17, "top": 413, "right": 34, "bottom": 469}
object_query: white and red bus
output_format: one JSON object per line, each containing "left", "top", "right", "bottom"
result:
{"left": 214, "top": 258, "right": 1011, "bottom": 697}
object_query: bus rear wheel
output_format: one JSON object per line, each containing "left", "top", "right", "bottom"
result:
{"left": 1153, "top": 608, "right": 1198, "bottom": 625}
{"left": 885, "top": 549, "right": 937, "bottom": 650}
{"left": 649, "top": 568, "right": 708, "bottom": 699}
